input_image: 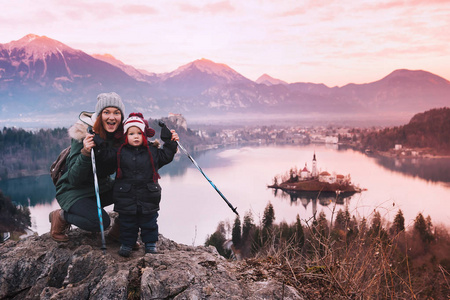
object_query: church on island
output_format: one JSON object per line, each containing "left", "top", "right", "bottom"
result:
{"left": 298, "top": 153, "right": 351, "bottom": 185}
{"left": 268, "top": 152, "right": 360, "bottom": 193}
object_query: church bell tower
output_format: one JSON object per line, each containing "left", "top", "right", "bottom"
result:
{"left": 312, "top": 152, "right": 318, "bottom": 177}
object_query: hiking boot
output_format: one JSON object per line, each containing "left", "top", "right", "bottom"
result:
{"left": 118, "top": 244, "right": 132, "bottom": 257}
{"left": 145, "top": 242, "right": 158, "bottom": 254}
{"left": 106, "top": 219, "right": 120, "bottom": 241}
{"left": 132, "top": 241, "right": 140, "bottom": 251}
{"left": 107, "top": 219, "right": 140, "bottom": 250}
{"left": 49, "top": 209, "right": 69, "bottom": 242}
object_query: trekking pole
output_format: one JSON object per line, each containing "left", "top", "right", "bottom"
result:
{"left": 88, "top": 127, "right": 107, "bottom": 254}
{"left": 159, "top": 122, "right": 239, "bottom": 216}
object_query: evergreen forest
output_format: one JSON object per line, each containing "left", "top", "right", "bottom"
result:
{"left": 206, "top": 203, "right": 450, "bottom": 299}
{"left": 0, "top": 127, "right": 69, "bottom": 180}
{"left": 0, "top": 117, "right": 202, "bottom": 180}
{"left": 360, "top": 107, "right": 450, "bottom": 153}
{"left": 0, "top": 190, "right": 31, "bottom": 233}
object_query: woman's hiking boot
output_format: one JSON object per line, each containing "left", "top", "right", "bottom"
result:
{"left": 49, "top": 209, "right": 69, "bottom": 242}
{"left": 106, "top": 219, "right": 120, "bottom": 241}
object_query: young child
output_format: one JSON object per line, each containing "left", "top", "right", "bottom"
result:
{"left": 114, "top": 113, "right": 178, "bottom": 257}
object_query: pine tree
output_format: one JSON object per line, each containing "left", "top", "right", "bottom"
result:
{"left": 279, "top": 221, "right": 292, "bottom": 242}
{"left": 413, "top": 213, "right": 434, "bottom": 244}
{"left": 390, "top": 209, "right": 405, "bottom": 236}
{"left": 240, "top": 210, "right": 256, "bottom": 258}
{"left": 317, "top": 211, "right": 329, "bottom": 238}
{"left": 231, "top": 215, "right": 242, "bottom": 248}
{"left": 262, "top": 202, "right": 275, "bottom": 230}
{"left": 295, "top": 214, "right": 304, "bottom": 249}
{"left": 205, "top": 222, "right": 230, "bottom": 258}
{"left": 242, "top": 210, "right": 254, "bottom": 242}
{"left": 371, "top": 211, "right": 382, "bottom": 233}
{"left": 334, "top": 209, "right": 347, "bottom": 231}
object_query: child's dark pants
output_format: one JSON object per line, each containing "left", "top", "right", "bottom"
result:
{"left": 118, "top": 208, "right": 158, "bottom": 246}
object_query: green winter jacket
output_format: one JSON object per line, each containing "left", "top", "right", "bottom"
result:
{"left": 55, "top": 120, "right": 115, "bottom": 211}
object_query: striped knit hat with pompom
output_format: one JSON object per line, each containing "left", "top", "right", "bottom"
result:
{"left": 116, "top": 113, "right": 159, "bottom": 181}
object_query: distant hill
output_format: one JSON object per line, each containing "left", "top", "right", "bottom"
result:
{"left": 91, "top": 53, "right": 159, "bottom": 83}
{"left": 360, "top": 107, "right": 450, "bottom": 153}
{"left": 256, "top": 74, "right": 288, "bottom": 86}
{"left": 1, "top": 34, "right": 450, "bottom": 127}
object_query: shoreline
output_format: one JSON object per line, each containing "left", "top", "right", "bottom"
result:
{"left": 374, "top": 150, "right": 450, "bottom": 160}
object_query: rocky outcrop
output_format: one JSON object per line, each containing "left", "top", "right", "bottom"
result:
{"left": 0, "top": 225, "right": 303, "bottom": 299}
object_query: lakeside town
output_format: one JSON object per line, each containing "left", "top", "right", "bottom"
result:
{"left": 189, "top": 120, "right": 445, "bottom": 159}
{"left": 188, "top": 107, "right": 450, "bottom": 159}
{"left": 1, "top": 107, "right": 448, "bottom": 181}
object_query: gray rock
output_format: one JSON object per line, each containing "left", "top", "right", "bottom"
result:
{"left": 0, "top": 227, "right": 303, "bottom": 299}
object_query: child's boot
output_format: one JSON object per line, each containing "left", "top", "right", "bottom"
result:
{"left": 118, "top": 244, "right": 133, "bottom": 257}
{"left": 145, "top": 242, "right": 158, "bottom": 254}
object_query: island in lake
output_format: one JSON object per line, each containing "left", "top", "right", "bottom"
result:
{"left": 268, "top": 153, "right": 364, "bottom": 196}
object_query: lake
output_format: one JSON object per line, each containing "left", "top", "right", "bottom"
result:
{"left": 1, "top": 144, "right": 449, "bottom": 246}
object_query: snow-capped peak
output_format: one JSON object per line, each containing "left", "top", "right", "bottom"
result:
{"left": 92, "top": 53, "right": 124, "bottom": 65}
{"left": 168, "top": 58, "right": 248, "bottom": 82}
{"left": 4, "top": 34, "right": 77, "bottom": 58}
{"left": 256, "top": 74, "right": 288, "bottom": 86}
{"left": 23, "top": 33, "right": 39, "bottom": 42}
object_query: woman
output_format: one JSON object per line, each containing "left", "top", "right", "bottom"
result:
{"left": 49, "top": 92, "right": 125, "bottom": 242}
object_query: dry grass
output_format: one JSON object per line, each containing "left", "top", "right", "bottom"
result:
{"left": 235, "top": 207, "right": 450, "bottom": 299}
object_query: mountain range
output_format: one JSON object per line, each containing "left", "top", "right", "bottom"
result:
{"left": 1, "top": 34, "right": 449, "bottom": 127}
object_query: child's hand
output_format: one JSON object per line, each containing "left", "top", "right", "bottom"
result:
{"left": 171, "top": 130, "right": 179, "bottom": 142}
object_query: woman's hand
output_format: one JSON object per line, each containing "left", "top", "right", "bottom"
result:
{"left": 170, "top": 130, "right": 179, "bottom": 142}
{"left": 81, "top": 133, "right": 95, "bottom": 156}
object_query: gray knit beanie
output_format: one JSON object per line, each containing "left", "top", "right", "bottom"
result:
{"left": 95, "top": 92, "right": 125, "bottom": 117}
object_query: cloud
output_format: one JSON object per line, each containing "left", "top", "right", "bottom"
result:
{"left": 204, "top": 1, "right": 235, "bottom": 14}
{"left": 279, "top": 0, "right": 340, "bottom": 17}
{"left": 121, "top": 4, "right": 158, "bottom": 15}
{"left": 279, "top": 6, "right": 308, "bottom": 17}
{"left": 177, "top": 0, "right": 234, "bottom": 14}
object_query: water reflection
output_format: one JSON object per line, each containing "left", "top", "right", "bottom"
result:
{"left": 271, "top": 188, "right": 355, "bottom": 214}
{"left": 0, "top": 175, "right": 56, "bottom": 206}
{"left": 0, "top": 150, "right": 210, "bottom": 207}
{"left": 375, "top": 156, "right": 450, "bottom": 183}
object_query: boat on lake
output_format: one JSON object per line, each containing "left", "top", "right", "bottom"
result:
{"left": 268, "top": 153, "right": 363, "bottom": 194}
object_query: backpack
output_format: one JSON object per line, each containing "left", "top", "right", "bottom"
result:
{"left": 50, "top": 146, "right": 71, "bottom": 186}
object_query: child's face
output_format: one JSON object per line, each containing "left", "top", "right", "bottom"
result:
{"left": 127, "top": 126, "right": 144, "bottom": 147}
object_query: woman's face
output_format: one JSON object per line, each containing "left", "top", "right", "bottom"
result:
{"left": 101, "top": 107, "right": 122, "bottom": 133}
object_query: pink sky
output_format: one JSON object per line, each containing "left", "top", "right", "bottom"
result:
{"left": 1, "top": 0, "right": 449, "bottom": 87}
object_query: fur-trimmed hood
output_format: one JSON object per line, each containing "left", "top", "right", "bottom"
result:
{"left": 68, "top": 120, "right": 89, "bottom": 142}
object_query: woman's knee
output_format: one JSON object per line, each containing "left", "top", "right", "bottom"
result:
{"left": 103, "top": 213, "right": 111, "bottom": 229}
{"left": 92, "top": 212, "right": 111, "bottom": 231}
{"left": 68, "top": 198, "right": 111, "bottom": 232}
